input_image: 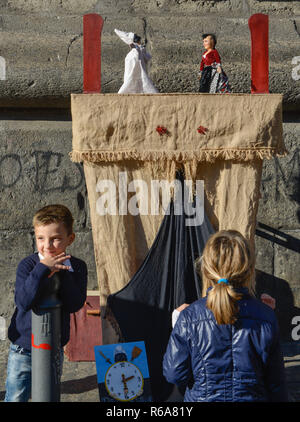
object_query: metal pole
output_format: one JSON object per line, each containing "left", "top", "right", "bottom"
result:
{"left": 31, "top": 272, "right": 62, "bottom": 402}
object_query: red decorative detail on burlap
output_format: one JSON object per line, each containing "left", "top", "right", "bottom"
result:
{"left": 197, "top": 126, "right": 208, "bottom": 134}
{"left": 156, "top": 126, "right": 168, "bottom": 136}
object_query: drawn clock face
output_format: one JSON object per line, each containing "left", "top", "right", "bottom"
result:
{"left": 105, "top": 361, "right": 144, "bottom": 402}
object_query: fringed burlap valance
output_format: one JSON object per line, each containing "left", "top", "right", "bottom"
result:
{"left": 70, "top": 92, "right": 286, "bottom": 165}
{"left": 70, "top": 93, "right": 286, "bottom": 345}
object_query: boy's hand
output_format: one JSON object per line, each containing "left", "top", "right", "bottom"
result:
{"left": 40, "top": 252, "right": 71, "bottom": 278}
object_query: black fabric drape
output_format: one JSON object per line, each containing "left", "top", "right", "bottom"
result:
{"left": 107, "top": 170, "right": 215, "bottom": 401}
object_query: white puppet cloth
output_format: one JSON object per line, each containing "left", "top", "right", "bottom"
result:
{"left": 114, "top": 28, "right": 158, "bottom": 94}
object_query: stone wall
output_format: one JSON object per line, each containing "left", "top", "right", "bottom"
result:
{"left": 0, "top": 0, "right": 299, "bottom": 355}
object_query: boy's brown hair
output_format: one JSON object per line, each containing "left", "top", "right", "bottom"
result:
{"left": 33, "top": 204, "right": 74, "bottom": 235}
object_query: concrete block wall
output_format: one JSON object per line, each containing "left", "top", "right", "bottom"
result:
{"left": 0, "top": 0, "right": 299, "bottom": 357}
{"left": 255, "top": 111, "right": 300, "bottom": 344}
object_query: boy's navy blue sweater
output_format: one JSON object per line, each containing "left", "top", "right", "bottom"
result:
{"left": 8, "top": 253, "right": 88, "bottom": 351}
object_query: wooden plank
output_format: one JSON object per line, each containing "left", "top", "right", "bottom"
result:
{"left": 87, "top": 290, "right": 100, "bottom": 296}
{"left": 65, "top": 295, "right": 102, "bottom": 361}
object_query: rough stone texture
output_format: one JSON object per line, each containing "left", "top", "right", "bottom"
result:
{"left": 254, "top": 111, "right": 300, "bottom": 343}
{"left": 257, "top": 112, "right": 300, "bottom": 229}
{"left": 0, "top": 3, "right": 299, "bottom": 107}
{"left": 274, "top": 230, "right": 300, "bottom": 316}
{"left": 0, "top": 231, "right": 32, "bottom": 320}
{"left": 0, "top": 113, "right": 83, "bottom": 227}
{"left": 0, "top": 0, "right": 299, "bottom": 402}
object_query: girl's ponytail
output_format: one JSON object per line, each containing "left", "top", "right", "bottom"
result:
{"left": 196, "top": 230, "right": 255, "bottom": 325}
{"left": 206, "top": 281, "right": 243, "bottom": 325}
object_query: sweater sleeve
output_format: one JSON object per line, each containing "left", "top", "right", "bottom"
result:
{"left": 264, "top": 318, "right": 289, "bottom": 401}
{"left": 163, "top": 311, "right": 192, "bottom": 389}
{"left": 15, "top": 257, "right": 52, "bottom": 312}
{"left": 58, "top": 258, "right": 87, "bottom": 313}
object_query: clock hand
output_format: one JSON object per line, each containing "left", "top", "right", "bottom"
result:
{"left": 121, "top": 374, "right": 127, "bottom": 387}
{"left": 122, "top": 379, "right": 129, "bottom": 398}
{"left": 124, "top": 375, "right": 135, "bottom": 382}
{"left": 121, "top": 374, "right": 130, "bottom": 398}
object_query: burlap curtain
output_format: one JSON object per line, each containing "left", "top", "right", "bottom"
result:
{"left": 70, "top": 93, "right": 286, "bottom": 343}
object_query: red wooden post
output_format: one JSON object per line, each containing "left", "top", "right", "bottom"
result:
{"left": 69, "top": 14, "right": 105, "bottom": 359}
{"left": 248, "top": 13, "right": 269, "bottom": 94}
{"left": 83, "top": 13, "right": 104, "bottom": 93}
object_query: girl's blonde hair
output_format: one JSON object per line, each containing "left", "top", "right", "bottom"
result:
{"left": 195, "top": 230, "right": 255, "bottom": 325}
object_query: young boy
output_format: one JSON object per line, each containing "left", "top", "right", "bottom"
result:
{"left": 4, "top": 204, "right": 88, "bottom": 402}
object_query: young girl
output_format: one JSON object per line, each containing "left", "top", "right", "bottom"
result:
{"left": 163, "top": 230, "right": 288, "bottom": 402}
{"left": 198, "top": 33, "right": 231, "bottom": 93}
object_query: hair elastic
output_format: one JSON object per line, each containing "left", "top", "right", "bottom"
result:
{"left": 218, "top": 278, "right": 229, "bottom": 284}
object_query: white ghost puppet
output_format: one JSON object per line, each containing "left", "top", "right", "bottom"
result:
{"left": 114, "top": 29, "right": 158, "bottom": 94}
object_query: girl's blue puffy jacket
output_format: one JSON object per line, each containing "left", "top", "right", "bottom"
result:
{"left": 163, "top": 287, "right": 288, "bottom": 402}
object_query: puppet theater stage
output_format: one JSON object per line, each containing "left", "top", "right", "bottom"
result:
{"left": 67, "top": 14, "right": 287, "bottom": 401}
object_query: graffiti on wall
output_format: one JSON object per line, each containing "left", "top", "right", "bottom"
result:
{"left": 261, "top": 148, "right": 300, "bottom": 204}
{"left": 0, "top": 150, "right": 84, "bottom": 192}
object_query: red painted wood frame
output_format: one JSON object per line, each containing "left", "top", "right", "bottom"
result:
{"left": 248, "top": 13, "right": 269, "bottom": 94}
{"left": 83, "top": 14, "right": 104, "bottom": 93}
